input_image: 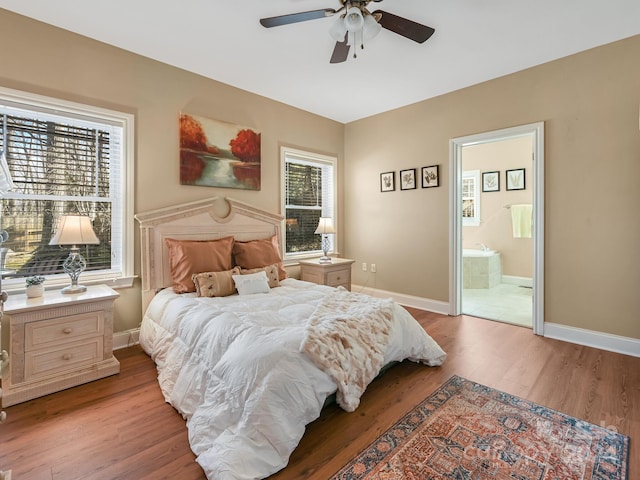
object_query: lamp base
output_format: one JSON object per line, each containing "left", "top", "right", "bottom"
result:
{"left": 319, "top": 234, "right": 332, "bottom": 263}
{"left": 61, "top": 247, "right": 88, "bottom": 295}
{"left": 61, "top": 284, "right": 88, "bottom": 295}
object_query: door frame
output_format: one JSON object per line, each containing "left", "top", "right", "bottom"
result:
{"left": 449, "top": 122, "right": 544, "bottom": 334}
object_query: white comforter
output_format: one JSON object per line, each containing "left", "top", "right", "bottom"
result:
{"left": 140, "top": 278, "right": 446, "bottom": 480}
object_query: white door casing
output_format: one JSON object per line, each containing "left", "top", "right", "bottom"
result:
{"left": 449, "top": 122, "right": 544, "bottom": 335}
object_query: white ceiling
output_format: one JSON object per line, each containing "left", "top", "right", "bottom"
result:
{"left": 1, "top": 0, "right": 639, "bottom": 123}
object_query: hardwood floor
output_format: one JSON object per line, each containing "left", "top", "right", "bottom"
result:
{"left": 1, "top": 311, "right": 638, "bottom": 479}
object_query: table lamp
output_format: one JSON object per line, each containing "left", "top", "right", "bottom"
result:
{"left": 49, "top": 215, "right": 100, "bottom": 294}
{"left": 314, "top": 217, "right": 335, "bottom": 264}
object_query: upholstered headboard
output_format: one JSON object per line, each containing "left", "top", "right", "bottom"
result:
{"left": 134, "top": 197, "right": 283, "bottom": 313}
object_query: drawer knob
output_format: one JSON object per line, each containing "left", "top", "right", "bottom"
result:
{"left": 63, "top": 327, "right": 73, "bottom": 334}
{"left": 62, "top": 353, "right": 72, "bottom": 361}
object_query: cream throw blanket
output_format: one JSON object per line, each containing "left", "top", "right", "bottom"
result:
{"left": 300, "top": 288, "right": 394, "bottom": 412}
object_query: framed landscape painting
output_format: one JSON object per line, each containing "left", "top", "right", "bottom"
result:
{"left": 180, "top": 113, "right": 261, "bottom": 190}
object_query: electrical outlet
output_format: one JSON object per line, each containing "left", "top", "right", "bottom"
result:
{"left": 371, "top": 264, "right": 377, "bottom": 273}
{"left": 362, "top": 262, "right": 367, "bottom": 272}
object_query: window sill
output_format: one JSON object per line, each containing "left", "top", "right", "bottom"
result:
{"left": 1, "top": 274, "right": 137, "bottom": 295}
{"left": 284, "top": 252, "right": 342, "bottom": 267}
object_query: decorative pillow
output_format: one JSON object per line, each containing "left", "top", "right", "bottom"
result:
{"left": 232, "top": 235, "right": 287, "bottom": 280}
{"left": 240, "top": 264, "right": 280, "bottom": 288}
{"left": 232, "top": 270, "right": 270, "bottom": 296}
{"left": 165, "top": 236, "right": 234, "bottom": 293}
{"left": 192, "top": 267, "right": 240, "bottom": 297}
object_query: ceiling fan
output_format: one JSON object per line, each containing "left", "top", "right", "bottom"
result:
{"left": 260, "top": 0, "right": 435, "bottom": 63}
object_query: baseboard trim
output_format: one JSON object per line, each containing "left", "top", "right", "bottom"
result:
{"left": 351, "top": 284, "right": 450, "bottom": 315}
{"left": 544, "top": 322, "right": 640, "bottom": 358}
{"left": 113, "top": 328, "right": 140, "bottom": 350}
{"left": 353, "top": 284, "right": 639, "bottom": 357}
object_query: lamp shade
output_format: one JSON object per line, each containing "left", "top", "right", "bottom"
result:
{"left": 314, "top": 217, "right": 336, "bottom": 235}
{"left": 363, "top": 13, "right": 382, "bottom": 40}
{"left": 344, "top": 6, "right": 364, "bottom": 32}
{"left": 49, "top": 215, "right": 100, "bottom": 246}
{"left": 329, "top": 14, "right": 348, "bottom": 41}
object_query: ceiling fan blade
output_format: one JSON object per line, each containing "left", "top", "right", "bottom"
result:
{"left": 330, "top": 36, "right": 350, "bottom": 63}
{"left": 260, "top": 9, "right": 336, "bottom": 28}
{"left": 372, "top": 10, "right": 435, "bottom": 43}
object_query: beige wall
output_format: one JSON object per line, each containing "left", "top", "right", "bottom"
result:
{"left": 462, "top": 136, "right": 534, "bottom": 278}
{"left": 345, "top": 35, "right": 640, "bottom": 339}
{"left": 0, "top": 10, "right": 344, "bottom": 333}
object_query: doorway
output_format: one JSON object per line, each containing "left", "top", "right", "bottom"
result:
{"left": 449, "top": 123, "right": 544, "bottom": 334}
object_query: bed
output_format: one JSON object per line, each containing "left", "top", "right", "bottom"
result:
{"left": 134, "top": 197, "right": 446, "bottom": 480}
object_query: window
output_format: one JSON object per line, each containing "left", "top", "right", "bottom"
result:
{"left": 0, "top": 87, "right": 134, "bottom": 290}
{"left": 281, "top": 147, "right": 336, "bottom": 259}
{"left": 462, "top": 170, "right": 480, "bottom": 226}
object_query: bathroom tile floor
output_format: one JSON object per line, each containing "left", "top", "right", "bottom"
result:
{"left": 462, "top": 283, "right": 533, "bottom": 328}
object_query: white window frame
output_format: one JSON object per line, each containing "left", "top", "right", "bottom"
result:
{"left": 280, "top": 146, "right": 337, "bottom": 261}
{"left": 462, "top": 169, "right": 480, "bottom": 227}
{"left": 0, "top": 86, "right": 135, "bottom": 292}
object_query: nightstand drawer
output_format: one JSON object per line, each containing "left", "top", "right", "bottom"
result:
{"left": 25, "top": 312, "right": 104, "bottom": 351}
{"left": 326, "top": 270, "right": 350, "bottom": 286}
{"left": 25, "top": 337, "right": 104, "bottom": 380}
{"left": 301, "top": 271, "right": 323, "bottom": 284}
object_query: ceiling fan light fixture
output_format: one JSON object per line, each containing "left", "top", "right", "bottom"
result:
{"left": 344, "top": 6, "right": 364, "bottom": 32}
{"left": 363, "top": 12, "right": 382, "bottom": 40}
{"left": 329, "top": 14, "right": 347, "bottom": 41}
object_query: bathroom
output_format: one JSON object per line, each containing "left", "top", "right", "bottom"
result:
{"left": 461, "top": 135, "right": 534, "bottom": 327}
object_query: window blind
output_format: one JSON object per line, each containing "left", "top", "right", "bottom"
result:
{"left": 283, "top": 150, "right": 336, "bottom": 257}
{"left": 0, "top": 104, "right": 122, "bottom": 281}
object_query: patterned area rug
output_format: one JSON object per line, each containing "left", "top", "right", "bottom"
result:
{"left": 331, "top": 375, "right": 629, "bottom": 479}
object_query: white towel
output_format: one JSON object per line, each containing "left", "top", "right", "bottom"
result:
{"left": 511, "top": 204, "right": 532, "bottom": 238}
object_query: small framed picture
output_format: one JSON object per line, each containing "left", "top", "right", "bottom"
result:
{"left": 421, "top": 165, "right": 439, "bottom": 188}
{"left": 482, "top": 171, "right": 500, "bottom": 192}
{"left": 380, "top": 171, "right": 395, "bottom": 192}
{"left": 506, "top": 168, "right": 526, "bottom": 191}
{"left": 400, "top": 169, "right": 417, "bottom": 190}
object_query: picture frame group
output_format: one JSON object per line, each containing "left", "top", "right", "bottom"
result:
{"left": 482, "top": 168, "right": 526, "bottom": 192}
{"left": 381, "top": 165, "right": 440, "bottom": 192}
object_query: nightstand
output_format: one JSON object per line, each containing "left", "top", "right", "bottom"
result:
{"left": 1, "top": 285, "right": 120, "bottom": 407}
{"left": 299, "top": 258, "right": 355, "bottom": 290}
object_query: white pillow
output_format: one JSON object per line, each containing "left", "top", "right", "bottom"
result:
{"left": 232, "top": 270, "right": 270, "bottom": 295}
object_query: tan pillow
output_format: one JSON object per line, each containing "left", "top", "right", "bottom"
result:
{"left": 165, "top": 236, "right": 234, "bottom": 293}
{"left": 232, "top": 235, "right": 287, "bottom": 280}
{"left": 240, "top": 264, "right": 280, "bottom": 288}
{"left": 192, "top": 267, "right": 240, "bottom": 297}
